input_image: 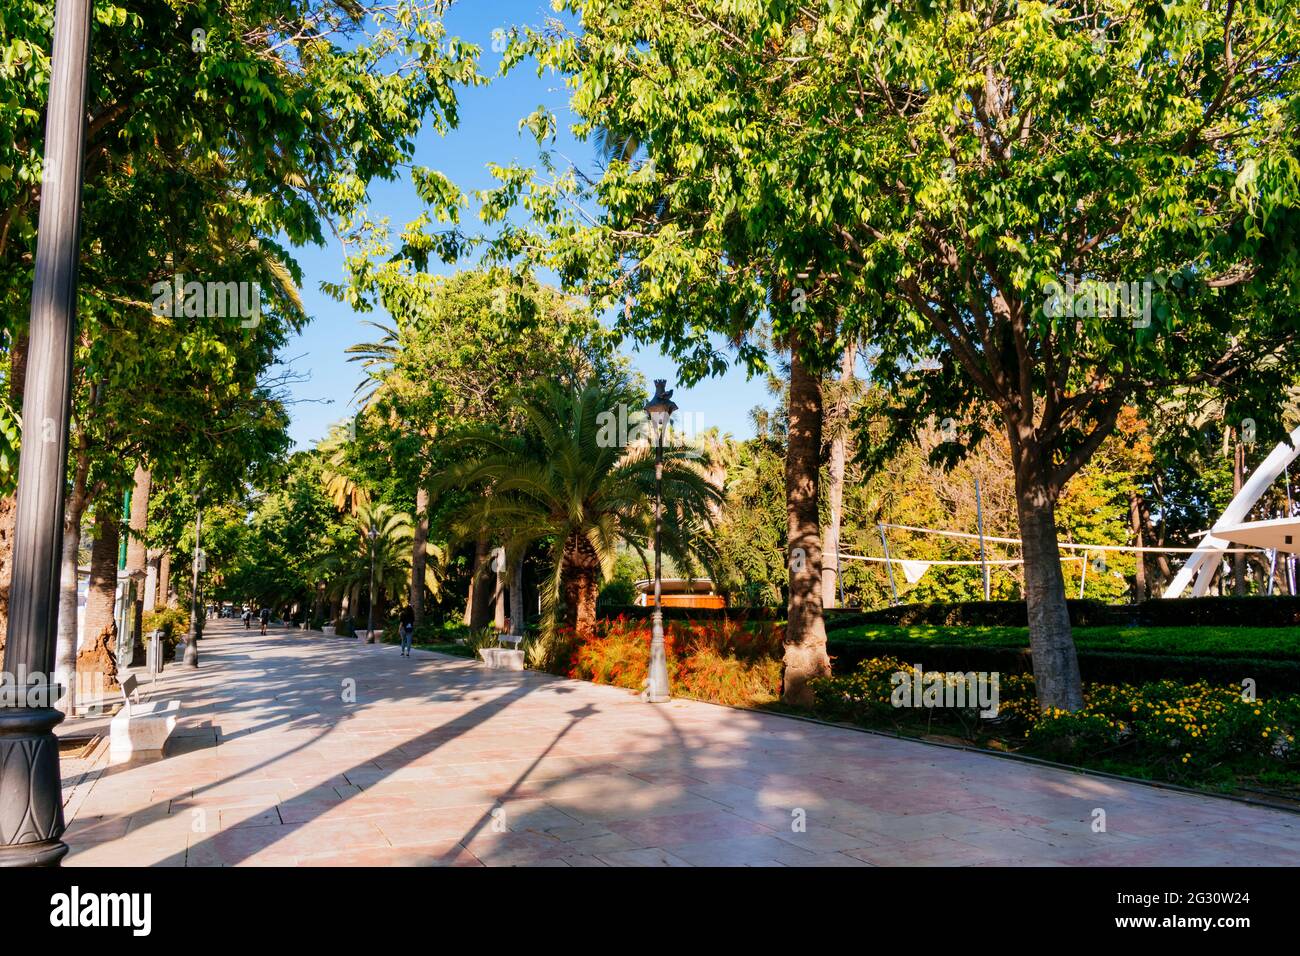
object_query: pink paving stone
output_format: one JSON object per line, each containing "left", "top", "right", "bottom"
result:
{"left": 60, "top": 620, "right": 1300, "bottom": 867}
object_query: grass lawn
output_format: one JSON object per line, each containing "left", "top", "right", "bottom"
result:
{"left": 826, "top": 623, "right": 1300, "bottom": 659}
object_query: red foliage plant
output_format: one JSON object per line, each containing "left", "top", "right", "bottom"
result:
{"left": 561, "top": 615, "right": 784, "bottom": 707}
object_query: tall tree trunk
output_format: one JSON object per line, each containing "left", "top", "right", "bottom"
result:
{"left": 158, "top": 549, "right": 171, "bottom": 607}
{"left": 782, "top": 343, "right": 830, "bottom": 706}
{"left": 81, "top": 507, "right": 120, "bottom": 688}
{"left": 493, "top": 547, "right": 507, "bottom": 631}
{"left": 1012, "top": 459, "right": 1084, "bottom": 712}
{"left": 410, "top": 485, "right": 429, "bottom": 625}
{"left": 143, "top": 548, "right": 161, "bottom": 611}
{"left": 124, "top": 465, "right": 151, "bottom": 665}
{"left": 464, "top": 533, "right": 492, "bottom": 630}
{"left": 821, "top": 341, "right": 856, "bottom": 608}
{"left": 509, "top": 551, "right": 525, "bottom": 636}
{"left": 55, "top": 435, "right": 93, "bottom": 714}
{"left": 0, "top": 332, "right": 29, "bottom": 659}
{"left": 562, "top": 533, "right": 599, "bottom": 637}
{"left": 55, "top": 516, "right": 81, "bottom": 714}
{"left": 0, "top": 496, "right": 14, "bottom": 664}
{"left": 1233, "top": 439, "right": 1247, "bottom": 595}
{"left": 1129, "top": 490, "right": 1147, "bottom": 602}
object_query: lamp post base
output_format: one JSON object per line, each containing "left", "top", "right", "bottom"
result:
{"left": 646, "top": 610, "right": 671, "bottom": 703}
{"left": 0, "top": 707, "right": 68, "bottom": 867}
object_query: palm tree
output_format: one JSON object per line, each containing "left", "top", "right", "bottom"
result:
{"left": 313, "top": 502, "right": 443, "bottom": 639}
{"left": 439, "top": 380, "right": 722, "bottom": 651}
{"left": 345, "top": 319, "right": 401, "bottom": 407}
{"left": 346, "top": 317, "right": 438, "bottom": 624}
{"left": 317, "top": 423, "right": 371, "bottom": 515}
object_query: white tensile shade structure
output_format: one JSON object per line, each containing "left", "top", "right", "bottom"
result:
{"left": 1165, "top": 424, "right": 1300, "bottom": 597}
{"left": 1209, "top": 517, "right": 1300, "bottom": 554}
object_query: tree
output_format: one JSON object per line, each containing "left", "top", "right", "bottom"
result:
{"left": 489, "top": 1, "right": 878, "bottom": 704}
{"left": 496, "top": 0, "right": 1300, "bottom": 709}
{"left": 0, "top": 0, "right": 483, "bottom": 657}
{"left": 439, "top": 379, "right": 721, "bottom": 650}
{"left": 336, "top": 266, "right": 628, "bottom": 627}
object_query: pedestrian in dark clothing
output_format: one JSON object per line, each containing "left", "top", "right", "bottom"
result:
{"left": 400, "top": 606, "right": 415, "bottom": 657}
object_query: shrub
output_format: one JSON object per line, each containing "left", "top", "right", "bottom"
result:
{"left": 143, "top": 607, "right": 190, "bottom": 661}
{"left": 811, "top": 657, "right": 1300, "bottom": 784}
{"left": 563, "top": 615, "right": 784, "bottom": 707}
{"left": 1135, "top": 595, "right": 1300, "bottom": 628}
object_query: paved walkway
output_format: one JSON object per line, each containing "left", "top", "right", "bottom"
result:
{"left": 61, "top": 620, "right": 1300, "bottom": 866}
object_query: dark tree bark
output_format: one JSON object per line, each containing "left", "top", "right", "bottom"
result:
{"left": 1130, "top": 490, "right": 1147, "bottom": 602}
{"left": 410, "top": 485, "right": 429, "bottom": 625}
{"left": 509, "top": 551, "right": 525, "bottom": 637}
{"left": 82, "top": 506, "right": 120, "bottom": 684}
{"left": 562, "top": 533, "right": 599, "bottom": 637}
{"left": 1233, "top": 439, "right": 1247, "bottom": 595}
{"left": 463, "top": 533, "right": 493, "bottom": 630}
{"left": 782, "top": 341, "right": 830, "bottom": 706}
{"left": 124, "top": 465, "right": 151, "bottom": 665}
{"left": 0, "top": 331, "right": 29, "bottom": 659}
{"left": 1010, "top": 433, "right": 1084, "bottom": 712}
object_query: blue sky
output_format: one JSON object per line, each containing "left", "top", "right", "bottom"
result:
{"left": 279, "top": 0, "right": 773, "bottom": 450}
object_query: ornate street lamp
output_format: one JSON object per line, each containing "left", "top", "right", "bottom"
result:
{"left": 366, "top": 525, "right": 377, "bottom": 643}
{"left": 0, "top": 0, "right": 93, "bottom": 867}
{"left": 644, "top": 380, "right": 677, "bottom": 703}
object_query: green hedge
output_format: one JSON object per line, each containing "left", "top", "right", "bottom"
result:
{"left": 825, "top": 638, "right": 1300, "bottom": 695}
{"left": 825, "top": 595, "right": 1300, "bottom": 629}
{"left": 1135, "top": 595, "right": 1300, "bottom": 627}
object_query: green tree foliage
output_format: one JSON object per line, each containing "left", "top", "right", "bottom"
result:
{"left": 438, "top": 379, "right": 722, "bottom": 650}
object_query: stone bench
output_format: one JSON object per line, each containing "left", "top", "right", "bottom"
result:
{"left": 478, "top": 644, "right": 525, "bottom": 670}
{"left": 109, "top": 675, "right": 180, "bottom": 765}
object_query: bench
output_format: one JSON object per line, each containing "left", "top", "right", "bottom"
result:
{"left": 478, "top": 633, "right": 525, "bottom": 670}
{"left": 109, "top": 674, "right": 180, "bottom": 765}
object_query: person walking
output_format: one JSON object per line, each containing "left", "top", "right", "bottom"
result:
{"left": 399, "top": 605, "right": 415, "bottom": 657}
{"left": 242, "top": 607, "right": 251, "bottom": 629}
{"left": 259, "top": 606, "right": 271, "bottom": 635}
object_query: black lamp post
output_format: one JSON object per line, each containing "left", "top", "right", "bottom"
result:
{"left": 0, "top": 0, "right": 92, "bottom": 867}
{"left": 366, "top": 525, "right": 377, "bottom": 643}
{"left": 644, "top": 380, "right": 677, "bottom": 703}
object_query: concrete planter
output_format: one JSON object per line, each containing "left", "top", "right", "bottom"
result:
{"left": 478, "top": 647, "right": 525, "bottom": 670}
{"left": 322, "top": 625, "right": 335, "bottom": 637}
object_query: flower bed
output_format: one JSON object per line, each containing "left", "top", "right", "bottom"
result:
{"left": 559, "top": 616, "right": 784, "bottom": 708}
{"left": 812, "top": 656, "right": 1300, "bottom": 792}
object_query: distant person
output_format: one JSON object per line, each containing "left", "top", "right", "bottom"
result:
{"left": 399, "top": 605, "right": 415, "bottom": 657}
{"left": 260, "top": 606, "right": 271, "bottom": 635}
{"left": 242, "top": 608, "right": 252, "bottom": 629}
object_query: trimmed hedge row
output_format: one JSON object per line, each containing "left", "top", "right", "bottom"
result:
{"left": 600, "top": 594, "right": 1300, "bottom": 630}
{"left": 825, "top": 638, "right": 1300, "bottom": 696}
{"left": 823, "top": 599, "right": 1121, "bottom": 629}
{"left": 824, "top": 595, "right": 1300, "bottom": 629}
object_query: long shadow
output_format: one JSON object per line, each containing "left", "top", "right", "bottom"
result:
{"left": 68, "top": 623, "right": 508, "bottom": 853}
{"left": 156, "top": 643, "right": 549, "bottom": 866}
{"left": 438, "top": 702, "right": 600, "bottom": 861}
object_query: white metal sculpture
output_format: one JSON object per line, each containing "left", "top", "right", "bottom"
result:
{"left": 1164, "top": 425, "right": 1300, "bottom": 598}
